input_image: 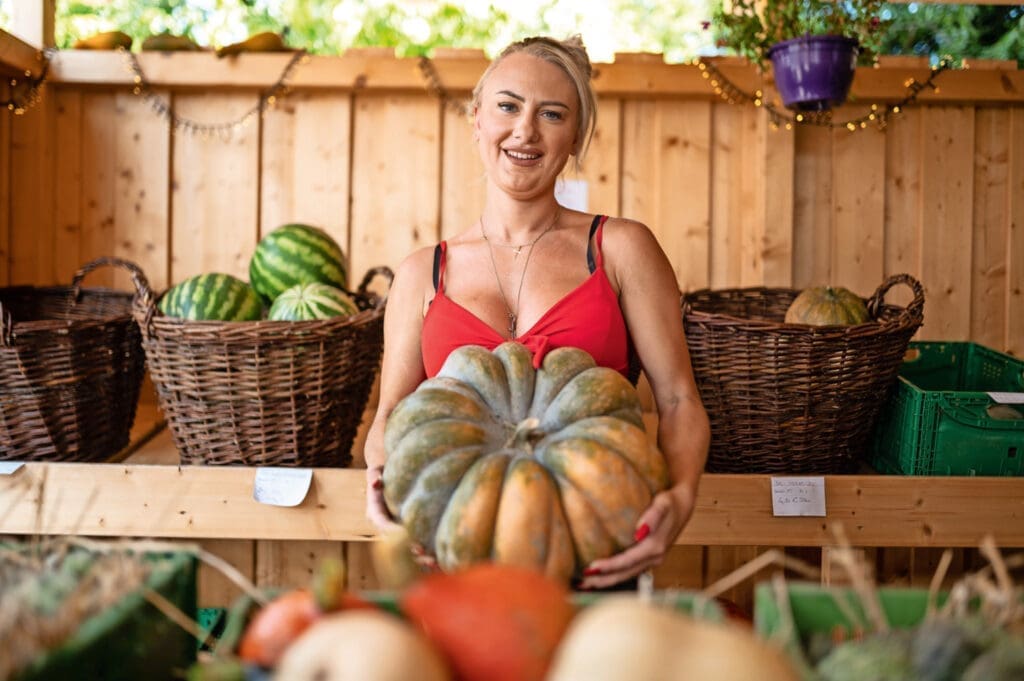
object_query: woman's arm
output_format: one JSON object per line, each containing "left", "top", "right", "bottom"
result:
{"left": 579, "top": 219, "right": 710, "bottom": 588}
{"left": 364, "top": 248, "right": 433, "bottom": 530}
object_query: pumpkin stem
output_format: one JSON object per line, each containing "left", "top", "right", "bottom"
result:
{"left": 508, "top": 417, "right": 543, "bottom": 452}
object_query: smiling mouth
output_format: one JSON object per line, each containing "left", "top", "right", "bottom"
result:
{"left": 504, "top": 149, "right": 541, "bottom": 161}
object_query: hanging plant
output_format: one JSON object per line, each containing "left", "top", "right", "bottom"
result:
{"left": 711, "top": 0, "right": 890, "bottom": 111}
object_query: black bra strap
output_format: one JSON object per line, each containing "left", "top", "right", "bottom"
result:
{"left": 586, "top": 215, "right": 603, "bottom": 273}
{"left": 432, "top": 244, "right": 442, "bottom": 291}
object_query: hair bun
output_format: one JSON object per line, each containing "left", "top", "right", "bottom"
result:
{"left": 559, "top": 34, "right": 592, "bottom": 80}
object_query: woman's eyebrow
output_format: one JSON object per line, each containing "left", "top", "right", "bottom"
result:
{"left": 496, "top": 89, "right": 570, "bottom": 109}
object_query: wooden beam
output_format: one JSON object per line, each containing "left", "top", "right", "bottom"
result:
{"left": 46, "top": 51, "right": 1024, "bottom": 103}
{"left": 2, "top": 463, "right": 1022, "bottom": 548}
{"left": 0, "top": 29, "right": 44, "bottom": 78}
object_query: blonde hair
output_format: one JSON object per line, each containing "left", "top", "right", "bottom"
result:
{"left": 472, "top": 35, "right": 597, "bottom": 172}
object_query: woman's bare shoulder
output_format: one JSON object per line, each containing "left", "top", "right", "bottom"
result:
{"left": 394, "top": 244, "right": 437, "bottom": 281}
{"left": 600, "top": 216, "right": 661, "bottom": 257}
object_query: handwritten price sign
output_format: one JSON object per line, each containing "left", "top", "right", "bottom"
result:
{"left": 770, "top": 476, "right": 826, "bottom": 517}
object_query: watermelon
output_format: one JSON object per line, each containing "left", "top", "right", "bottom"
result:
{"left": 268, "top": 283, "right": 359, "bottom": 321}
{"left": 249, "top": 224, "right": 348, "bottom": 305}
{"left": 158, "top": 273, "right": 263, "bottom": 321}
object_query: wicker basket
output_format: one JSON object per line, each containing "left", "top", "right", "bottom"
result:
{"left": 131, "top": 265, "right": 392, "bottom": 467}
{"left": 0, "top": 258, "right": 145, "bottom": 462}
{"left": 682, "top": 274, "right": 925, "bottom": 474}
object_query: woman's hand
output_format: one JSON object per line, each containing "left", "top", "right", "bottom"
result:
{"left": 576, "top": 484, "right": 696, "bottom": 590}
{"left": 365, "top": 465, "right": 402, "bottom": 532}
{"left": 365, "top": 465, "right": 440, "bottom": 571}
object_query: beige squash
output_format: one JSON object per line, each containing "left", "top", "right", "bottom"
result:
{"left": 547, "top": 596, "right": 800, "bottom": 681}
{"left": 273, "top": 610, "right": 451, "bottom": 681}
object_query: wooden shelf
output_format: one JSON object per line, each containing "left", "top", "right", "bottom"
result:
{"left": 2, "top": 424, "right": 1022, "bottom": 548}
{"left": 44, "top": 50, "right": 1024, "bottom": 102}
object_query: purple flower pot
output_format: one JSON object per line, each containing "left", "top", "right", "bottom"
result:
{"left": 767, "top": 35, "right": 859, "bottom": 112}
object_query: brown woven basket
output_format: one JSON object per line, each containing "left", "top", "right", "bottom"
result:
{"left": 1, "top": 258, "right": 145, "bottom": 462}
{"left": 131, "top": 265, "right": 392, "bottom": 467}
{"left": 682, "top": 274, "right": 925, "bottom": 474}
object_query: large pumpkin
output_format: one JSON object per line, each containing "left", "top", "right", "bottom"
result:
{"left": 382, "top": 342, "right": 669, "bottom": 582}
{"left": 784, "top": 285, "right": 870, "bottom": 326}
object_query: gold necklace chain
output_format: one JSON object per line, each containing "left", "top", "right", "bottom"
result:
{"left": 481, "top": 209, "right": 560, "bottom": 339}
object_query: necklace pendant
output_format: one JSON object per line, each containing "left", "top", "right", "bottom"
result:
{"left": 508, "top": 314, "right": 517, "bottom": 339}
{"left": 513, "top": 246, "right": 523, "bottom": 258}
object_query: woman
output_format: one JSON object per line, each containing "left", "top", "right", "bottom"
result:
{"left": 364, "top": 35, "right": 709, "bottom": 589}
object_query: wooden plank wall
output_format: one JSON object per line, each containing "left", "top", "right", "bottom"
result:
{"left": 2, "top": 54, "right": 1022, "bottom": 610}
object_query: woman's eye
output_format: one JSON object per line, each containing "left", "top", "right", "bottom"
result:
{"left": 541, "top": 110, "right": 563, "bottom": 120}
{"left": 498, "top": 101, "right": 517, "bottom": 113}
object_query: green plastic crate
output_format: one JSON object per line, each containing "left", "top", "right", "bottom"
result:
{"left": 870, "top": 341, "right": 1024, "bottom": 476}
{"left": 754, "top": 581, "right": 946, "bottom": 677}
{"left": 13, "top": 551, "right": 197, "bottom": 681}
{"left": 755, "top": 581, "right": 939, "bottom": 641}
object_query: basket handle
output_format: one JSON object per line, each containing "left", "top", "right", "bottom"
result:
{"left": 68, "top": 257, "right": 157, "bottom": 338}
{"left": 69, "top": 257, "right": 152, "bottom": 301}
{"left": 356, "top": 266, "right": 395, "bottom": 311}
{"left": 867, "top": 273, "right": 925, "bottom": 322}
{"left": 0, "top": 301, "right": 12, "bottom": 347}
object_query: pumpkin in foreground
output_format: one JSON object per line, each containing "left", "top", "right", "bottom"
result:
{"left": 547, "top": 596, "right": 800, "bottom": 681}
{"left": 785, "top": 285, "right": 870, "bottom": 326}
{"left": 273, "top": 610, "right": 451, "bottom": 681}
{"left": 382, "top": 342, "right": 669, "bottom": 583}
{"left": 399, "top": 562, "right": 576, "bottom": 681}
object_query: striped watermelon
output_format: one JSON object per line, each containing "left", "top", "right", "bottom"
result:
{"left": 268, "top": 283, "right": 359, "bottom": 321}
{"left": 249, "top": 224, "right": 348, "bottom": 305}
{"left": 158, "top": 273, "right": 263, "bottom": 321}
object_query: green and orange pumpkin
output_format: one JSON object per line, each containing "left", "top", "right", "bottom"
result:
{"left": 784, "top": 285, "right": 870, "bottom": 326}
{"left": 382, "top": 342, "right": 669, "bottom": 583}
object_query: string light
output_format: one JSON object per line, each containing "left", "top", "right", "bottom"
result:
{"left": 696, "top": 57, "right": 952, "bottom": 132}
{"left": 119, "top": 47, "right": 308, "bottom": 140}
{"left": 418, "top": 56, "right": 471, "bottom": 116}
{"left": 1, "top": 47, "right": 57, "bottom": 115}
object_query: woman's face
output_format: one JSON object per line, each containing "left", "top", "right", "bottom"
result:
{"left": 474, "top": 52, "right": 579, "bottom": 201}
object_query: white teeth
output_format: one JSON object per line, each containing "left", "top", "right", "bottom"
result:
{"left": 506, "top": 150, "right": 540, "bottom": 160}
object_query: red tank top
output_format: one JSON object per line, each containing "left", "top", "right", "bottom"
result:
{"left": 421, "top": 215, "right": 631, "bottom": 378}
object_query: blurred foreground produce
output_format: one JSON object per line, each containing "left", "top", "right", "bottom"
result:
{"left": 274, "top": 609, "right": 452, "bottom": 681}
{"left": 0, "top": 539, "right": 196, "bottom": 681}
{"left": 548, "top": 595, "right": 799, "bottom": 681}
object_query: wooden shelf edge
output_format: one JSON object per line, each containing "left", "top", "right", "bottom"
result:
{"left": 1, "top": 463, "right": 1021, "bottom": 547}
{"left": 45, "top": 51, "right": 1024, "bottom": 103}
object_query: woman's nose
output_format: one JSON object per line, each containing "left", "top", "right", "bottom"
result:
{"left": 513, "top": 115, "right": 538, "bottom": 142}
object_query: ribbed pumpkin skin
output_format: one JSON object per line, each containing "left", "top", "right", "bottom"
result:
{"left": 784, "top": 286, "right": 869, "bottom": 326}
{"left": 382, "top": 342, "right": 669, "bottom": 583}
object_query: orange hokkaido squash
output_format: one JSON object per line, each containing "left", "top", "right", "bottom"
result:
{"left": 784, "top": 286, "right": 870, "bottom": 326}
{"left": 382, "top": 342, "right": 669, "bottom": 583}
{"left": 400, "top": 563, "right": 575, "bottom": 681}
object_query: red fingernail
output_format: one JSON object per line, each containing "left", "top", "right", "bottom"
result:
{"left": 372, "top": 479, "right": 383, "bottom": 490}
{"left": 634, "top": 523, "right": 650, "bottom": 542}
{"left": 583, "top": 567, "right": 601, "bottom": 576}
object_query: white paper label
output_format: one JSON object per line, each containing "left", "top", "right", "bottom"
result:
{"left": 0, "top": 462, "right": 24, "bottom": 475}
{"left": 555, "top": 179, "right": 589, "bottom": 212}
{"left": 771, "top": 476, "right": 827, "bottom": 517}
{"left": 253, "top": 468, "right": 313, "bottom": 507}
{"left": 988, "top": 392, "right": 1024, "bottom": 404}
